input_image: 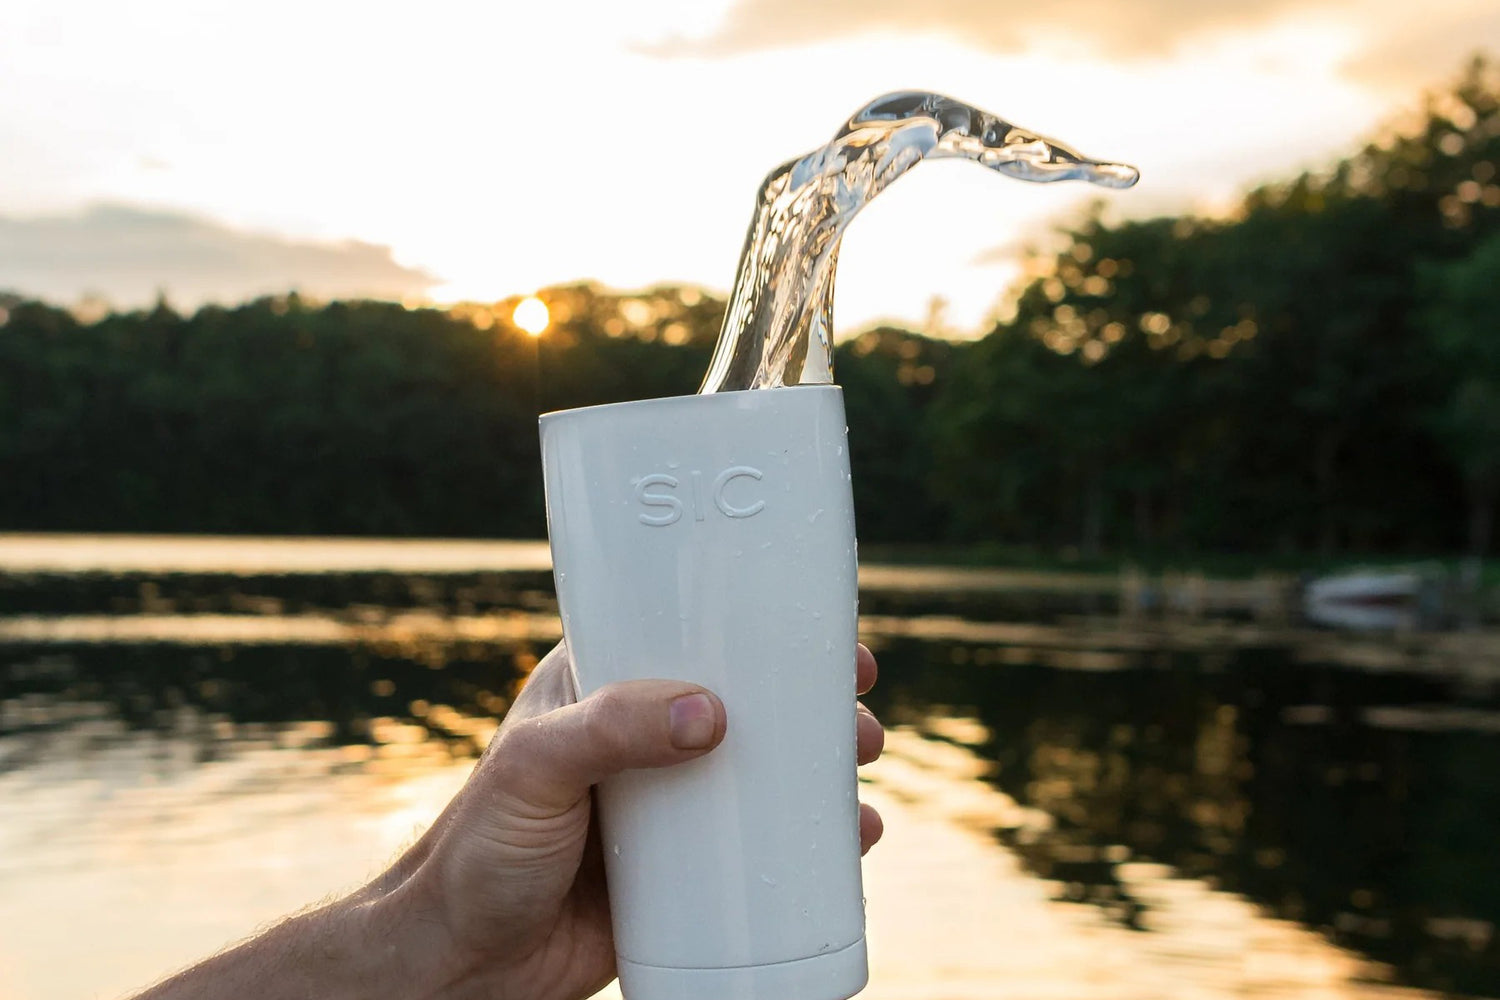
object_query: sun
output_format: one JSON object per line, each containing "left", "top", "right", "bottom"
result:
{"left": 513, "top": 296, "right": 550, "bottom": 337}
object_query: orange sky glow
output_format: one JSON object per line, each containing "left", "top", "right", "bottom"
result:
{"left": 1, "top": 0, "right": 1495, "bottom": 337}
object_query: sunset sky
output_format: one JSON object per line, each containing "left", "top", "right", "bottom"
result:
{"left": 2, "top": 0, "right": 1497, "bottom": 336}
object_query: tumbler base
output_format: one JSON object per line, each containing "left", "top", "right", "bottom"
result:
{"left": 617, "top": 936, "right": 868, "bottom": 1000}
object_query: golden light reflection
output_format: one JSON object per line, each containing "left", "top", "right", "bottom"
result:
{"left": 856, "top": 725, "right": 1436, "bottom": 1000}
{"left": 512, "top": 296, "right": 550, "bottom": 337}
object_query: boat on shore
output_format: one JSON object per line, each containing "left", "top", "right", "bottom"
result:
{"left": 1303, "top": 567, "right": 1447, "bottom": 631}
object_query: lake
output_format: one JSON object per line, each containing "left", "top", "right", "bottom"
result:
{"left": 2, "top": 534, "right": 1497, "bottom": 999}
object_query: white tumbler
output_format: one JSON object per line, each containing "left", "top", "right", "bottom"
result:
{"left": 539, "top": 384, "right": 866, "bottom": 1000}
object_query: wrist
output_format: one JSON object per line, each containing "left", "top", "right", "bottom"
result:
{"left": 359, "top": 863, "right": 474, "bottom": 1000}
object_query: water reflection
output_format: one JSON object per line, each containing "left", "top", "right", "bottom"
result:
{"left": 861, "top": 637, "right": 1500, "bottom": 997}
{"left": 2, "top": 543, "right": 1499, "bottom": 999}
{"left": 0, "top": 534, "right": 554, "bottom": 575}
{"left": 0, "top": 630, "right": 542, "bottom": 754}
{"left": 0, "top": 707, "right": 478, "bottom": 999}
{"left": 862, "top": 729, "right": 1435, "bottom": 1000}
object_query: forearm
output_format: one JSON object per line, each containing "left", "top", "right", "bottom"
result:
{"left": 132, "top": 880, "right": 453, "bottom": 1000}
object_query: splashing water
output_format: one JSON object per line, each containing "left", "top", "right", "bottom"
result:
{"left": 698, "top": 92, "right": 1140, "bottom": 394}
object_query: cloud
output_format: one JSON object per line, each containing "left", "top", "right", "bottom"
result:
{"left": 643, "top": 0, "right": 1499, "bottom": 94}
{"left": 641, "top": 0, "right": 1330, "bottom": 59}
{"left": 0, "top": 204, "right": 437, "bottom": 308}
{"left": 1340, "top": 10, "right": 1500, "bottom": 92}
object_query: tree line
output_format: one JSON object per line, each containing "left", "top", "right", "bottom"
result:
{"left": 1, "top": 59, "right": 1497, "bottom": 557}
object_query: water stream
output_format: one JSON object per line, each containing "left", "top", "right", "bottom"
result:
{"left": 699, "top": 91, "right": 1139, "bottom": 393}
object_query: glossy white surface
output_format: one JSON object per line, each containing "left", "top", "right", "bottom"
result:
{"left": 618, "top": 937, "right": 867, "bottom": 1000}
{"left": 541, "top": 386, "right": 865, "bottom": 989}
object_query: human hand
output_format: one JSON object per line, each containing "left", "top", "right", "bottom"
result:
{"left": 371, "top": 640, "right": 886, "bottom": 1000}
{"left": 132, "top": 643, "right": 884, "bottom": 1000}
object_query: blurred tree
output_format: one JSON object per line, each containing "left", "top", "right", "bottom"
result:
{"left": 926, "top": 56, "right": 1499, "bottom": 557}
{"left": 1418, "top": 231, "right": 1500, "bottom": 557}
{"left": 834, "top": 327, "right": 954, "bottom": 542}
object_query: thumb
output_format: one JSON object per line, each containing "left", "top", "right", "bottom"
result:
{"left": 493, "top": 680, "right": 727, "bottom": 814}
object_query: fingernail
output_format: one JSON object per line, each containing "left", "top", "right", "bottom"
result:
{"left": 669, "top": 693, "right": 717, "bottom": 750}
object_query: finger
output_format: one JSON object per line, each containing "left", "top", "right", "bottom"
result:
{"left": 859, "top": 802, "right": 884, "bottom": 855}
{"left": 492, "top": 680, "right": 727, "bottom": 815}
{"left": 856, "top": 703, "right": 884, "bottom": 766}
{"left": 856, "top": 644, "right": 878, "bottom": 695}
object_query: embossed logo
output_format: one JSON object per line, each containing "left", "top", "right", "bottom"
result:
{"left": 634, "top": 466, "right": 766, "bottom": 526}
